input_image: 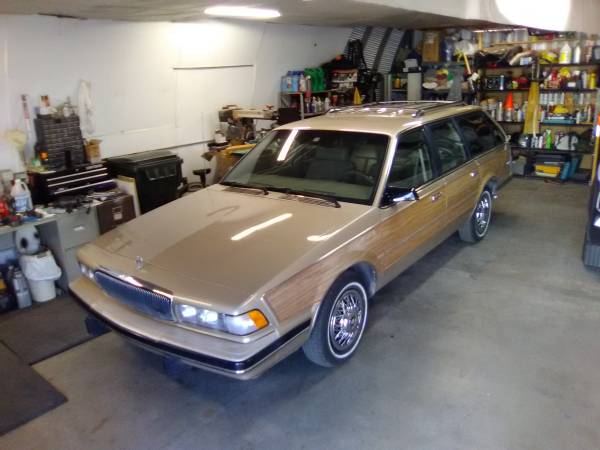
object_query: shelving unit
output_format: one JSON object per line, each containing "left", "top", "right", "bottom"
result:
{"left": 515, "top": 147, "right": 592, "bottom": 155}
{"left": 496, "top": 121, "right": 594, "bottom": 127}
{"left": 481, "top": 61, "right": 600, "bottom": 184}
{"left": 279, "top": 90, "right": 333, "bottom": 120}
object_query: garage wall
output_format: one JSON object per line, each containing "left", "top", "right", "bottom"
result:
{"left": 0, "top": 15, "right": 350, "bottom": 179}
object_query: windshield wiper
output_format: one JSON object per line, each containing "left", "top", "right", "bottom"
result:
{"left": 269, "top": 187, "right": 341, "bottom": 208}
{"left": 220, "top": 181, "right": 268, "bottom": 195}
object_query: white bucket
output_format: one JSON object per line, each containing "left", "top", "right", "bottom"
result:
{"left": 19, "top": 250, "right": 62, "bottom": 303}
{"left": 28, "top": 279, "right": 56, "bottom": 303}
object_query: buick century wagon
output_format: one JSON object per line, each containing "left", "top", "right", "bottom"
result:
{"left": 71, "top": 101, "right": 511, "bottom": 379}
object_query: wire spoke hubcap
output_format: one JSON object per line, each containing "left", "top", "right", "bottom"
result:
{"left": 474, "top": 193, "right": 491, "bottom": 236}
{"left": 328, "top": 288, "right": 365, "bottom": 354}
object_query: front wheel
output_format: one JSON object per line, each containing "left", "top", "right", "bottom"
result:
{"left": 302, "top": 273, "right": 368, "bottom": 367}
{"left": 459, "top": 189, "right": 493, "bottom": 243}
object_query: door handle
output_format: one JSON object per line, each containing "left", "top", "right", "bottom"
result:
{"left": 470, "top": 170, "right": 479, "bottom": 177}
{"left": 431, "top": 192, "right": 443, "bottom": 202}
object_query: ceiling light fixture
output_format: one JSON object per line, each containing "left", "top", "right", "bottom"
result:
{"left": 204, "top": 6, "right": 281, "bottom": 19}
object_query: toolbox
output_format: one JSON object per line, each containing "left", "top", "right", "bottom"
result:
{"left": 28, "top": 163, "right": 115, "bottom": 205}
{"left": 534, "top": 164, "right": 562, "bottom": 177}
{"left": 34, "top": 115, "right": 86, "bottom": 170}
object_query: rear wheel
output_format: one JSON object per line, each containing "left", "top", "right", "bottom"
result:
{"left": 459, "top": 189, "right": 493, "bottom": 243}
{"left": 302, "top": 273, "right": 368, "bottom": 367}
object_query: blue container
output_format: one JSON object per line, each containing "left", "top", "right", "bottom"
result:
{"left": 291, "top": 71, "right": 299, "bottom": 92}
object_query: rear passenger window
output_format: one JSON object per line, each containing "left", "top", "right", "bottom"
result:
{"left": 388, "top": 128, "right": 433, "bottom": 188}
{"left": 456, "top": 112, "right": 504, "bottom": 157}
{"left": 429, "top": 120, "right": 467, "bottom": 173}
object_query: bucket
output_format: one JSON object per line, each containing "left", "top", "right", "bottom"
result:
{"left": 28, "top": 279, "right": 56, "bottom": 303}
{"left": 19, "top": 250, "right": 62, "bottom": 303}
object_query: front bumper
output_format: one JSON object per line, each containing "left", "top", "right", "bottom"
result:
{"left": 70, "top": 278, "right": 310, "bottom": 380}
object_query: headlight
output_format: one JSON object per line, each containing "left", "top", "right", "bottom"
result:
{"left": 174, "top": 303, "right": 268, "bottom": 336}
{"left": 79, "top": 261, "right": 95, "bottom": 281}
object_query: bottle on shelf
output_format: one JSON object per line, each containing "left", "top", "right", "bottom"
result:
{"left": 311, "top": 96, "right": 318, "bottom": 114}
{"left": 284, "top": 71, "right": 293, "bottom": 92}
{"left": 589, "top": 72, "right": 597, "bottom": 89}
{"left": 292, "top": 71, "right": 299, "bottom": 93}
{"left": 573, "top": 43, "right": 582, "bottom": 64}
{"left": 324, "top": 97, "right": 331, "bottom": 112}
{"left": 299, "top": 73, "right": 307, "bottom": 93}
{"left": 559, "top": 41, "right": 572, "bottom": 64}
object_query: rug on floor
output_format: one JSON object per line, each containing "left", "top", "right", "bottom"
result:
{"left": 0, "top": 342, "right": 66, "bottom": 436}
{"left": 0, "top": 295, "right": 105, "bottom": 364}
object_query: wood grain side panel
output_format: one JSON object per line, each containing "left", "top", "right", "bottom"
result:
{"left": 445, "top": 163, "right": 479, "bottom": 225}
{"left": 479, "top": 146, "right": 508, "bottom": 189}
{"left": 265, "top": 181, "right": 446, "bottom": 323}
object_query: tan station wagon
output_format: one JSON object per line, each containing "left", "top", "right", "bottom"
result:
{"left": 71, "top": 101, "right": 511, "bottom": 379}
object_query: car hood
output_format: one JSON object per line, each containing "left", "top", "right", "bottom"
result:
{"left": 90, "top": 185, "right": 371, "bottom": 299}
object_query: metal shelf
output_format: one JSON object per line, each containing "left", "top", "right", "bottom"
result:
{"left": 512, "top": 173, "right": 590, "bottom": 184}
{"left": 485, "top": 62, "right": 600, "bottom": 70}
{"left": 280, "top": 90, "right": 333, "bottom": 96}
{"left": 484, "top": 88, "right": 597, "bottom": 93}
{"left": 513, "top": 147, "right": 592, "bottom": 156}
{"left": 496, "top": 121, "right": 593, "bottom": 127}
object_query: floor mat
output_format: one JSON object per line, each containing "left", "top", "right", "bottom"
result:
{"left": 0, "top": 295, "right": 103, "bottom": 364}
{"left": 0, "top": 342, "right": 66, "bottom": 436}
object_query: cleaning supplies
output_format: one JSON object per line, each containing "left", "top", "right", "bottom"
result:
{"left": 559, "top": 42, "right": 572, "bottom": 64}
{"left": 573, "top": 43, "right": 582, "bottom": 64}
{"left": 10, "top": 179, "right": 32, "bottom": 213}
{"left": 504, "top": 92, "right": 514, "bottom": 122}
{"left": 10, "top": 267, "right": 31, "bottom": 309}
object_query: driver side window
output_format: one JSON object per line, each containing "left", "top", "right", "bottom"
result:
{"left": 429, "top": 120, "right": 467, "bottom": 173}
{"left": 388, "top": 128, "right": 433, "bottom": 188}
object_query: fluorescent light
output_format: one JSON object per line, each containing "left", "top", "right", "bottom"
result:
{"left": 204, "top": 6, "right": 281, "bottom": 19}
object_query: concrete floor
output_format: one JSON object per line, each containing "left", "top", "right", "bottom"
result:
{"left": 3, "top": 178, "right": 600, "bottom": 450}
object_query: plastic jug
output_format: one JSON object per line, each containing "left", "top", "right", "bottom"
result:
{"left": 559, "top": 42, "right": 572, "bottom": 64}
{"left": 10, "top": 179, "right": 32, "bottom": 213}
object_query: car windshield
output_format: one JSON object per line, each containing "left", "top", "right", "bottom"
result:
{"left": 222, "top": 129, "right": 390, "bottom": 205}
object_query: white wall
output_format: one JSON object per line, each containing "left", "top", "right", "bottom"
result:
{"left": 0, "top": 15, "right": 350, "bottom": 179}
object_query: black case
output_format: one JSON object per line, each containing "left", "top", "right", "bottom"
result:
{"left": 104, "top": 150, "right": 183, "bottom": 214}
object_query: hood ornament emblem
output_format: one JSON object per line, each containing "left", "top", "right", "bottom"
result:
{"left": 136, "top": 256, "right": 144, "bottom": 270}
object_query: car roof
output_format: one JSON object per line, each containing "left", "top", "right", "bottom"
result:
{"left": 277, "top": 102, "right": 482, "bottom": 136}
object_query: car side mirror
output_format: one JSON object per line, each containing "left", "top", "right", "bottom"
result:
{"left": 380, "top": 186, "right": 419, "bottom": 207}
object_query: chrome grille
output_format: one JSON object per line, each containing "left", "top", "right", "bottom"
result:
{"left": 94, "top": 271, "right": 174, "bottom": 321}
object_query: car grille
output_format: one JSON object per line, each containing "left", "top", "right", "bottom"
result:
{"left": 94, "top": 270, "right": 174, "bottom": 321}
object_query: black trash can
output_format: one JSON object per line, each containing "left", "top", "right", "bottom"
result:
{"left": 105, "top": 150, "right": 183, "bottom": 214}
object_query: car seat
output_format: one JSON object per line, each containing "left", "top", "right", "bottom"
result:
{"left": 306, "top": 147, "right": 354, "bottom": 181}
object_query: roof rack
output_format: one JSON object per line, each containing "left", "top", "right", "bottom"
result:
{"left": 327, "top": 101, "right": 466, "bottom": 118}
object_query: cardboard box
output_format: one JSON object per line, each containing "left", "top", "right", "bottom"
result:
{"left": 422, "top": 31, "right": 441, "bottom": 63}
{"left": 580, "top": 153, "right": 593, "bottom": 169}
